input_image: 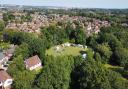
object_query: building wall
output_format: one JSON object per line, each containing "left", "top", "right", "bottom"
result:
{"left": 0, "top": 79, "right": 13, "bottom": 88}
{"left": 29, "top": 63, "right": 42, "bottom": 70}
{"left": 4, "top": 79, "right": 13, "bottom": 87}
{"left": 0, "top": 82, "right": 2, "bottom": 86}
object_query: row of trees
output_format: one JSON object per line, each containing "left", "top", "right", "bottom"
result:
{"left": 87, "top": 26, "right": 128, "bottom": 67}
{"left": 41, "top": 24, "right": 86, "bottom": 48}
{"left": 3, "top": 30, "right": 46, "bottom": 59}
{"left": 3, "top": 12, "right": 15, "bottom": 23}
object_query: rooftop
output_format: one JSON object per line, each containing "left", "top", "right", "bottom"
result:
{"left": 25, "top": 55, "right": 41, "bottom": 68}
{"left": 0, "top": 52, "right": 5, "bottom": 60}
{"left": 0, "top": 70, "right": 12, "bottom": 81}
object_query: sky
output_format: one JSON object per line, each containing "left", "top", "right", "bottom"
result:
{"left": 0, "top": 0, "right": 128, "bottom": 9}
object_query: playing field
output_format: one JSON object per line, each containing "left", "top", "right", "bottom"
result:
{"left": 46, "top": 45, "right": 87, "bottom": 56}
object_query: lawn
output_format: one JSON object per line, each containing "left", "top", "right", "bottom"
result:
{"left": 104, "top": 64, "right": 124, "bottom": 74}
{"left": 104, "top": 64, "right": 128, "bottom": 80}
{"left": 104, "top": 64, "right": 123, "bottom": 69}
{"left": 46, "top": 45, "right": 87, "bottom": 56}
{"left": 33, "top": 67, "right": 42, "bottom": 74}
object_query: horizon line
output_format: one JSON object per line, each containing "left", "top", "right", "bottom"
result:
{"left": 1, "top": 4, "right": 128, "bottom": 9}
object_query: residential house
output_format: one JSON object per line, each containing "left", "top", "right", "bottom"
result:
{"left": 4, "top": 45, "right": 16, "bottom": 60}
{"left": 25, "top": 55, "right": 42, "bottom": 71}
{"left": 0, "top": 70, "right": 13, "bottom": 88}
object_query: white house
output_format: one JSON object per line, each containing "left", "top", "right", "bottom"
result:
{"left": 0, "top": 70, "right": 13, "bottom": 88}
{"left": 25, "top": 55, "right": 42, "bottom": 71}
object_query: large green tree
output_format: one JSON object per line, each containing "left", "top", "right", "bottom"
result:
{"left": 96, "top": 43, "right": 112, "bottom": 63}
{"left": 34, "top": 56, "right": 74, "bottom": 89}
{"left": 79, "top": 59, "right": 111, "bottom": 89}
{"left": 75, "top": 28, "right": 86, "bottom": 45}
{"left": 114, "top": 47, "right": 128, "bottom": 66}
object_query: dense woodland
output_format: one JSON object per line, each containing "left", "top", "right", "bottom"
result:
{"left": 0, "top": 9, "right": 128, "bottom": 89}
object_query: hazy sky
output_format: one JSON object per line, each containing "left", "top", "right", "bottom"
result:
{"left": 1, "top": 0, "right": 128, "bottom": 8}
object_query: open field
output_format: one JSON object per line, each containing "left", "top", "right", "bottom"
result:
{"left": 104, "top": 64, "right": 123, "bottom": 69}
{"left": 46, "top": 45, "right": 87, "bottom": 56}
{"left": 104, "top": 64, "right": 128, "bottom": 81}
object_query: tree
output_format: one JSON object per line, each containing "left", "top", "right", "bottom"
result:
{"left": 75, "top": 28, "right": 86, "bottom": 45}
{"left": 124, "top": 63, "right": 128, "bottom": 71}
{"left": 0, "top": 20, "right": 5, "bottom": 31}
{"left": 8, "top": 55, "right": 25, "bottom": 74}
{"left": 34, "top": 56, "right": 74, "bottom": 89}
{"left": 107, "top": 70, "right": 128, "bottom": 89}
{"left": 98, "top": 33, "right": 122, "bottom": 51}
{"left": 14, "top": 43, "right": 29, "bottom": 58}
{"left": 12, "top": 71, "right": 36, "bottom": 89}
{"left": 94, "top": 52, "right": 102, "bottom": 61}
{"left": 0, "top": 42, "right": 10, "bottom": 50}
{"left": 70, "top": 56, "right": 84, "bottom": 89}
{"left": 79, "top": 59, "right": 111, "bottom": 89}
{"left": 114, "top": 47, "right": 128, "bottom": 66}
{"left": 41, "top": 25, "right": 68, "bottom": 46}
{"left": 96, "top": 43, "right": 112, "bottom": 63}
{"left": 78, "top": 58, "right": 128, "bottom": 89}
{"left": 8, "top": 53, "right": 36, "bottom": 89}
{"left": 3, "top": 30, "right": 24, "bottom": 44}
{"left": 3, "top": 12, "right": 15, "bottom": 22}
{"left": 3, "top": 13, "right": 9, "bottom": 22}
{"left": 26, "top": 37, "right": 46, "bottom": 59}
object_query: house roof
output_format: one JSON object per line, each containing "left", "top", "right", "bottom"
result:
{"left": 6, "top": 45, "right": 16, "bottom": 54}
{"left": 0, "top": 70, "right": 12, "bottom": 81}
{"left": 25, "top": 55, "right": 41, "bottom": 68}
{"left": 0, "top": 52, "right": 4, "bottom": 60}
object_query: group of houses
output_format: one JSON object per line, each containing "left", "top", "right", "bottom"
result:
{"left": 0, "top": 11, "right": 111, "bottom": 34}
{"left": 0, "top": 45, "right": 16, "bottom": 70}
{"left": 86, "top": 19, "right": 110, "bottom": 35}
{"left": 6, "top": 13, "right": 49, "bottom": 33}
{"left": 0, "top": 45, "right": 16, "bottom": 89}
{"left": 0, "top": 45, "right": 42, "bottom": 89}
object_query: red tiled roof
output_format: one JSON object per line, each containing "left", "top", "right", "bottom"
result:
{"left": 25, "top": 55, "right": 41, "bottom": 68}
{"left": 0, "top": 70, "right": 12, "bottom": 81}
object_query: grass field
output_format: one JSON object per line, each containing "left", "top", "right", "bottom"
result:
{"left": 46, "top": 45, "right": 87, "bottom": 56}
{"left": 104, "top": 64, "right": 128, "bottom": 81}
{"left": 104, "top": 64, "right": 123, "bottom": 69}
{"left": 104, "top": 64, "right": 124, "bottom": 74}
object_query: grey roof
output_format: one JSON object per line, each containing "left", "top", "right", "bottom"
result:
{"left": 0, "top": 52, "right": 4, "bottom": 60}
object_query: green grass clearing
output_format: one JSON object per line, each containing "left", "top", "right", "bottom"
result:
{"left": 33, "top": 67, "right": 42, "bottom": 74}
{"left": 104, "top": 64, "right": 128, "bottom": 81}
{"left": 46, "top": 45, "right": 87, "bottom": 56}
{"left": 104, "top": 64, "right": 123, "bottom": 69}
